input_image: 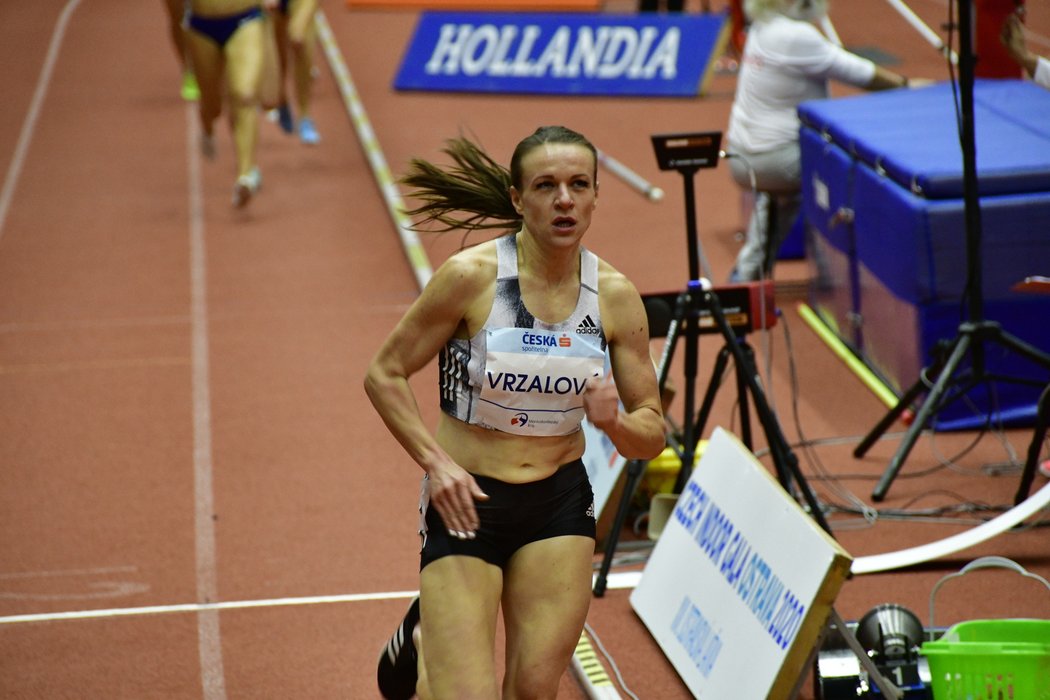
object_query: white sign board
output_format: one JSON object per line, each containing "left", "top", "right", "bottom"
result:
{"left": 630, "top": 427, "right": 852, "bottom": 699}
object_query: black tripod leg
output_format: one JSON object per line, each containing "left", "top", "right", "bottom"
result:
{"left": 1015, "top": 384, "right": 1050, "bottom": 506}
{"left": 593, "top": 458, "right": 647, "bottom": 597}
{"left": 745, "top": 348, "right": 831, "bottom": 532}
{"left": 853, "top": 377, "right": 928, "bottom": 458}
{"left": 704, "top": 290, "right": 832, "bottom": 533}
{"left": 781, "top": 444, "right": 831, "bottom": 533}
{"left": 678, "top": 313, "right": 700, "bottom": 488}
{"left": 736, "top": 342, "right": 755, "bottom": 449}
{"left": 872, "top": 332, "right": 973, "bottom": 501}
{"left": 672, "top": 307, "right": 703, "bottom": 493}
{"left": 594, "top": 293, "right": 686, "bottom": 597}
{"left": 692, "top": 346, "right": 732, "bottom": 450}
{"left": 995, "top": 328, "right": 1050, "bottom": 372}
{"left": 853, "top": 347, "right": 953, "bottom": 458}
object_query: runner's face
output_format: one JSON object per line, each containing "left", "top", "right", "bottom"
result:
{"left": 511, "top": 143, "right": 598, "bottom": 248}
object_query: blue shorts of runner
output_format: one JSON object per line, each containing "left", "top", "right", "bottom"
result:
{"left": 419, "top": 459, "right": 596, "bottom": 571}
{"left": 188, "top": 6, "right": 263, "bottom": 49}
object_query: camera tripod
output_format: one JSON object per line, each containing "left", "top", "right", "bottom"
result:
{"left": 593, "top": 133, "right": 830, "bottom": 597}
{"left": 854, "top": 0, "right": 1050, "bottom": 502}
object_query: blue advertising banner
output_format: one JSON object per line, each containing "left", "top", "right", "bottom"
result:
{"left": 393, "top": 11, "right": 729, "bottom": 97}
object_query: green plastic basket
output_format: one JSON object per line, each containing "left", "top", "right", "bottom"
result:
{"left": 920, "top": 619, "right": 1050, "bottom": 700}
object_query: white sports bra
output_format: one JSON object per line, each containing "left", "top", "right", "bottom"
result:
{"left": 438, "top": 233, "right": 607, "bottom": 436}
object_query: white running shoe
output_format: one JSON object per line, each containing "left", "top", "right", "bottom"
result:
{"left": 232, "top": 167, "right": 261, "bottom": 208}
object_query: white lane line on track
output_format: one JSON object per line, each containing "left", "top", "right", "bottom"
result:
{"left": 0, "top": 591, "right": 421, "bottom": 626}
{"left": 186, "top": 103, "right": 227, "bottom": 700}
{"left": 0, "top": 7, "right": 218, "bottom": 694}
{"left": 0, "top": 570, "right": 649, "bottom": 625}
{"left": 0, "top": 0, "right": 82, "bottom": 244}
{"left": 314, "top": 9, "right": 433, "bottom": 292}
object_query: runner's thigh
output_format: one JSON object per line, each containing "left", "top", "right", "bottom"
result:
{"left": 419, "top": 555, "right": 503, "bottom": 699}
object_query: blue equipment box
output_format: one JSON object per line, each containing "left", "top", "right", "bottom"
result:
{"left": 799, "top": 80, "right": 1050, "bottom": 429}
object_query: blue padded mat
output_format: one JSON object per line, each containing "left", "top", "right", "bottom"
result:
{"left": 798, "top": 80, "right": 1050, "bottom": 199}
{"left": 850, "top": 166, "right": 1050, "bottom": 304}
{"left": 800, "top": 81, "right": 1050, "bottom": 429}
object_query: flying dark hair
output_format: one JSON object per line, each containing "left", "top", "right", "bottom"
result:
{"left": 399, "top": 126, "right": 597, "bottom": 233}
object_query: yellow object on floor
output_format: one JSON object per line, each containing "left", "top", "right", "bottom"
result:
{"left": 641, "top": 442, "right": 707, "bottom": 498}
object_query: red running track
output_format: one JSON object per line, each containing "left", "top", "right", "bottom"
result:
{"left": 2, "top": 1, "right": 1049, "bottom": 698}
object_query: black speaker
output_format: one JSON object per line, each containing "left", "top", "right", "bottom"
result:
{"left": 814, "top": 604, "right": 938, "bottom": 700}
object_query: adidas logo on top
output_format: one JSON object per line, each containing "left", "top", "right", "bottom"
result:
{"left": 576, "top": 315, "right": 600, "bottom": 335}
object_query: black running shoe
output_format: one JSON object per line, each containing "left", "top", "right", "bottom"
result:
{"left": 377, "top": 597, "right": 421, "bottom": 699}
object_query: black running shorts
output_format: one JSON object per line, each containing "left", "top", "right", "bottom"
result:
{"left": 419, "top": 459, "right": 596, "bottom": 571}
